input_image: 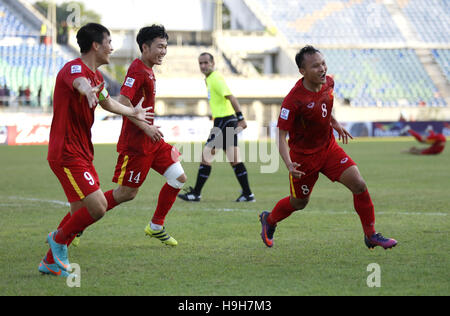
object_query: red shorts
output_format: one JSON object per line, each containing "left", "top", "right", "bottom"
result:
{"left": 49, "top": 160, "right": 100, "bottom": 203}
{"left": 112, "top": 141, "right": 180, "bottom": 188}
{"left": 289, "top": 140, "right": 356, "bottom": 199}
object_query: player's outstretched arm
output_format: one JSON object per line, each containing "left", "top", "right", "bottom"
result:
{"left": 331, "top": 115, "right": 353, "bottom": 144}
{"left": 73, "top": 77, "right": 103, "bottom": 108}
{"left": 403, "top": 146, "right": 422, "bottom": 155}
{"left": 278, "top": 128, "right": 305, "bottom": 179}
{"left": 115, "top": 95, "right": 163, "bottom": 143}
{"left": 100, "top": 95, "right": 153, "bottom": 125}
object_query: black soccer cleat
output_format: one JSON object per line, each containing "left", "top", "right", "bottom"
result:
{"left": 236, "top": 193, "right": 255, "bottom": 202}
{"left": 178, "top": 186, "right": 201, "bottom": 202}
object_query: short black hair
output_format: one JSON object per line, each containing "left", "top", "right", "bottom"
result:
{"left": 295, "top": 45, "right": 321, "bottom": 69}
{"left": 136, "top": 25, "right": 169, "bottom": 52}
{"left": 199, "top": 52, "right": 214, "bottom": 62}
{"left": 76, "top": 23, "right": 110, "bottom": 54}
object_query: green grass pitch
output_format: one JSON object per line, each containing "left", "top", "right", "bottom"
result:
{"left": 0, "top": 139, "right": 448, "bottom": 296}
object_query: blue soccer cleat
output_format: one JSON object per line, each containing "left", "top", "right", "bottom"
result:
{"left": 38, "top": 258, "right": 70, "bottom": 277}
{"left": 46, "top": 231, "right": 70, "bottom": 271}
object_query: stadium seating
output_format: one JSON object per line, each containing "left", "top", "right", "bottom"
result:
{"left": 323, "top": 49, "right": 446, "bottom": 107}
{"left": 252, "top": 0, "right": 405, "bottom": 45}
{"left": 0, "top": 2, "right": 68, "bottom": 106}
{"left": 246, "top": 0, "right": 448, "bottom": 107}
{"left": 252, "top": 0, "right": 449, "bottom": 45}
{"left": 0, "top": 3, "right": 36, "bottom": 37}
{"left": 400, "top": 0, "right": 450, "bottom": 44}
{"left": 431, "top": 49, "right": 450, "bottom": 83}
{"left": 1, "top": 0, "right": 448, "bottom": 109}
{"left": 0, "top": 43, "right": 66, "bottom": 106}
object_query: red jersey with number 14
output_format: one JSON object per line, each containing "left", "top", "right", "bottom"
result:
{"left": 278, "top": 76, "right": 335, "bottom": 155}
{"left": 117, "top": 58, "right": 157, "bottom": 155}
{"left": 47, "top": 58, "right": 105, "bottom": 163}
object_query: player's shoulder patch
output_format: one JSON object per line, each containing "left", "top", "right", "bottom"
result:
{"left": 124, "top": 77, "right": 135, "bottom": 88}
{"left": 280, "top": 107, "right": 290, "bottom": 120}
{"left": 71, "top": 65, "right": 82, "bottom": 74}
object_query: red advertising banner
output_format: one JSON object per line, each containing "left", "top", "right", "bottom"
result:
{"left": 5, "top": 125, "right": 51, "bottom": 145}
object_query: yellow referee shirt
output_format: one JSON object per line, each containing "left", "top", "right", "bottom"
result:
{"left": 205, "top": 71, "right": 235, "bottom": 118}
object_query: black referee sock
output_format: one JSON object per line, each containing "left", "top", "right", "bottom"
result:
{"left": 233, "top": 162, "right": 252, "bottom": 196}
{"left": 194, "top": 164, "right": 211, "bottom": 195}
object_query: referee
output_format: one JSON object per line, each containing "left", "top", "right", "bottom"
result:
{"left": 178, "top": 52, "right": 254, "bottom": 202}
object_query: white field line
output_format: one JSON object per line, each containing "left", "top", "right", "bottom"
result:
{"left": 2, "top": 196, "right": 70, "bottom": 207}
{"left": 1, "top": 196, "right": 447, "bottom": 217}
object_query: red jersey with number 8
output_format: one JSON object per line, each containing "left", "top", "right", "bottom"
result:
{"left": 277, "top": 76, "right": 335, "bottom": 155}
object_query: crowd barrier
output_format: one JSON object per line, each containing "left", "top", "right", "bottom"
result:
{"left": 1, "top": 114, "right": 449, "bottom": 146}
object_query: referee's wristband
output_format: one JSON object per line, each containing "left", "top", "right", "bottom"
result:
{"left": 236, "top": 112, "right": 244, "bottom": 121}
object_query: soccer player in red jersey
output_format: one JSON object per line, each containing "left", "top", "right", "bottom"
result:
{"left": 40, "top": 23, "right": 153, "bottom": 277}
{"left": 402, "top": 125, "right": 446, "bottom": 155}
{"left": 259, "top": 46, "right": 397, "bottom": 250}
{"left": 107, "top": 25, "right": 187, "bottom": 246}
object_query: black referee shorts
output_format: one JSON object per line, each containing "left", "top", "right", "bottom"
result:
{"left": 205, "top": 115, "right": 239, "bottom": 151}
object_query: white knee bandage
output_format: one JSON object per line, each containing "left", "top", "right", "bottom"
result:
{"left": 164, "top": 162, "right": 185, "bottom": 189}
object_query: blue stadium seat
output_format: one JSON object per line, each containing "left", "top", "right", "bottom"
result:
{"left": 323, "top": 49, "right": 446, "bottom": 107}
{"left": 0, "top": 41, "right": 69, "bottom": 105}
{"left": 254, "top": 0, "right": 405, "bottom": 45}
{"left": 402, "top": 0, "right": 450, "bottom": 43}
{"left": 0, "top": 4, "right": 35, "bottom": 37}
{"left": 432, "top": 49, "right": 450, "bottom": 83}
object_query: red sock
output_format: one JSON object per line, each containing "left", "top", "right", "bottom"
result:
{"left": 267, "top": 196, "right": 296, "bottom": 227}
{"left": 104, "top": 189, "right": 119, "bottom": 211}
{"left": 151, "top": 183, "right": 180, "bottom": 226}
{"left": 54, "top": 207, "right": 96, "bottom": 244}
{"left": 46, "top": 211, "right": 72, "bottom": 264}
{"left": 408, "top": 129, "right": 423, "bottom": 142}
{"left": 353, "top": 189, "right": 376, "bottom": 237}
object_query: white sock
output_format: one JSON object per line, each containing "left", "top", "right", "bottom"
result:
{"left": 150, "top": 222, "right": 163, "bottom": 231}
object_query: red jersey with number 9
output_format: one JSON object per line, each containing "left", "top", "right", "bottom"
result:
{"left": 277, "top": 76, "right": 335, "bottom": 155}
{"left": 47, "top": 58, "right": 105, "bottom": 163}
